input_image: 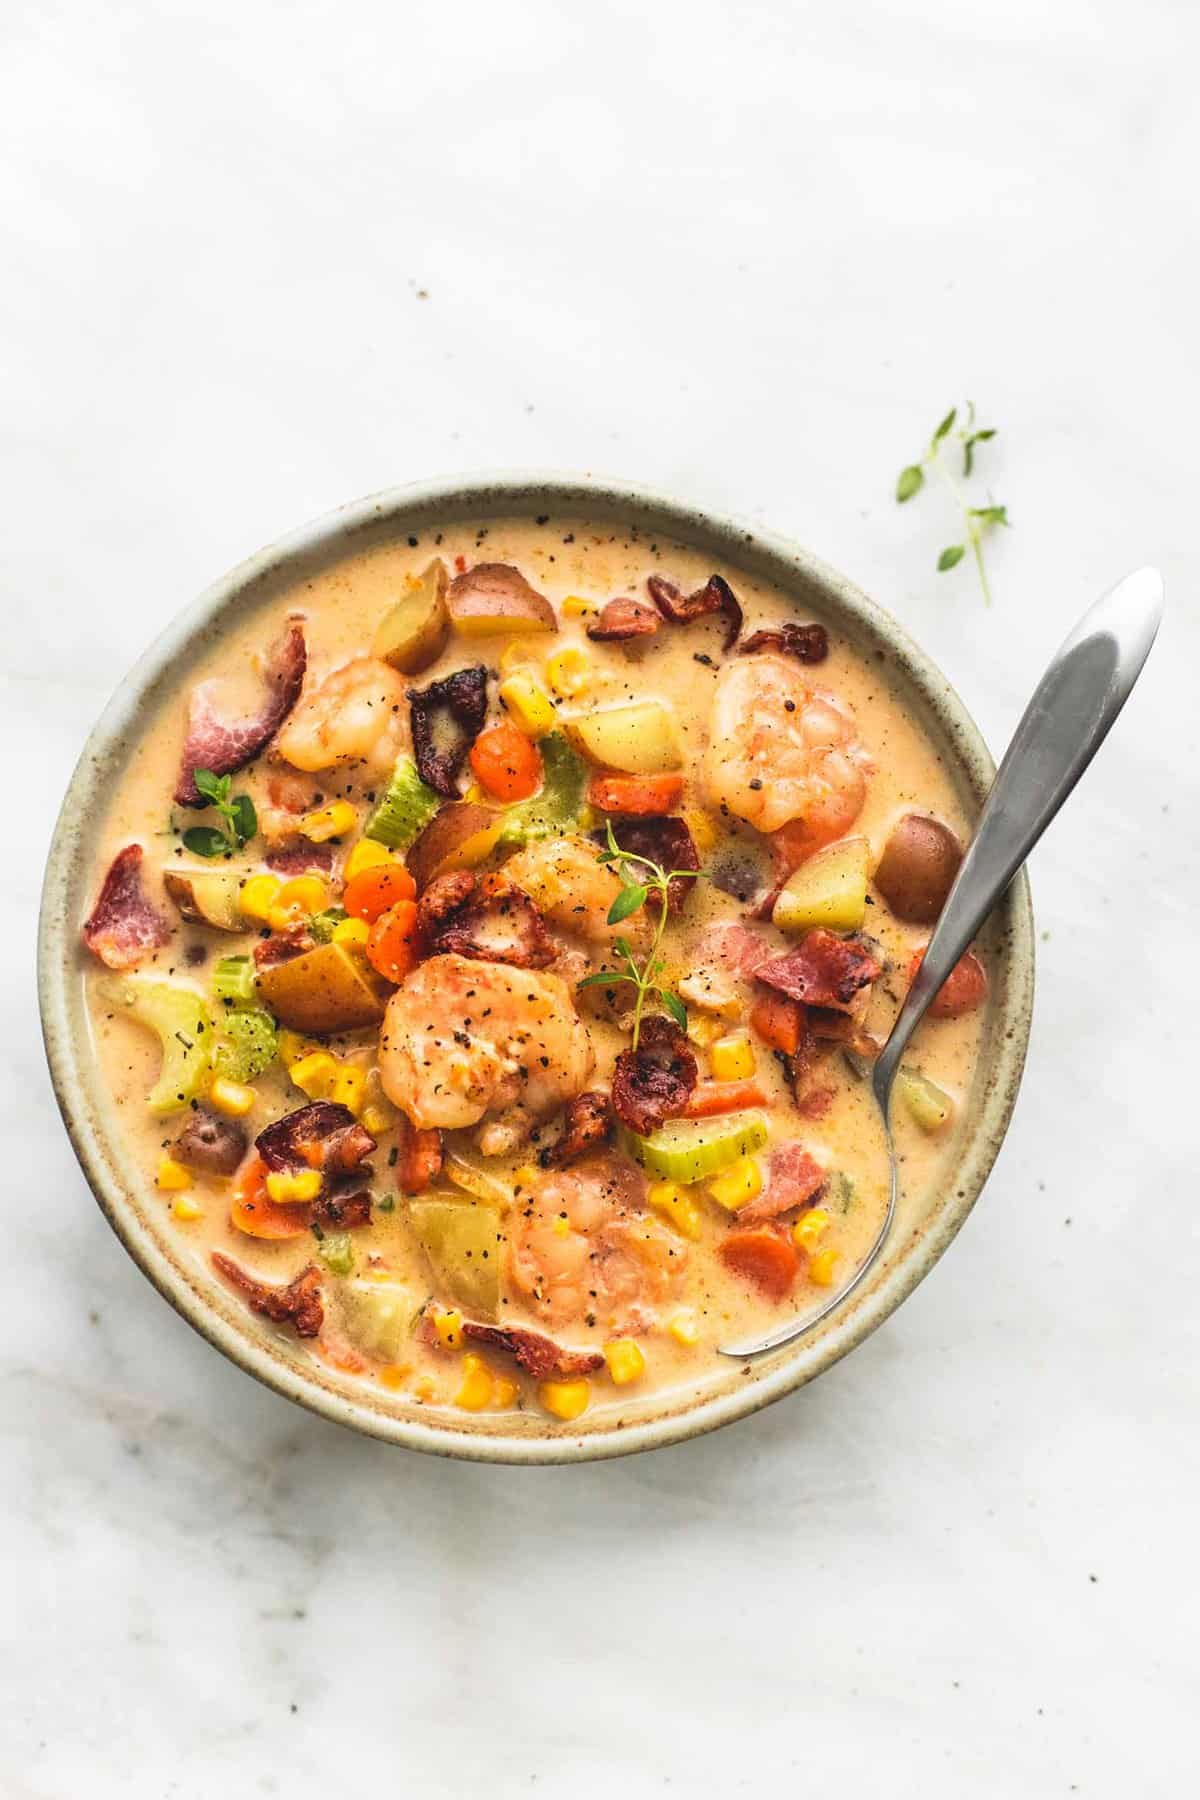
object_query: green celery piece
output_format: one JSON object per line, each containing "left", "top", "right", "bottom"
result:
{"left": 99, "top": 976, "right": 214, "bottom": 1117}
{"left": 212, "top": 955, "right": 256, "bottom": 1005}
{"left": 309, "top": 907, "right": 348, "bottom": 944}
{"left": 318, "top": 1232, "right": 355, "bottom": 1276}
{"left": 213, "top": 1007, "right": 277, "bottom": 1083}
{"left": 365, "top": 757, "right": 440, "bottom": 850}
{"left": 618, "top": 1112, "right": 768, "bottom": 1183}
{"left": 498, "top": 731, "right": 587, "bottom": 846}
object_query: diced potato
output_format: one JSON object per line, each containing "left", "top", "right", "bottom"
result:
{"left": 372, "top": 559, "right": 451, "bottom": 674}
{"left": 163, "top": 870, "right": 243, "bottom": 932}
{"left": 896, "top": 1068, "right": 955, "bottom": 1134}
{"left": 446, "top": 563, "right": 558, "bottom": 637}
{"left": 407, "top": 1196, "right": 502, "bottom": 1319}
{"left": 404, "top": 801, "right": 503, "bottom": 891}
{"left": 256, "top": 941, "right": 390, "bottom": 1033}
{"left": 337, "top": 1276, "right": 421, "bottom": 1361}
{"left": 771, "top": 835, "right": 870, "bottom": 934}
{"left": 568, "top": 701, "right": 684, "bottom": 774}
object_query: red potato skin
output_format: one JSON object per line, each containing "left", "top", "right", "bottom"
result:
{"left": 873, "top": 814, "right": 963, "bottom": 924}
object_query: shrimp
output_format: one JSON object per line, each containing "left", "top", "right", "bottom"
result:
{"left": 509, "top": 1157, "right": 687, "bottom": 1332}
{"left": 503, "top": 835, "right": 651, "bottom": 948}
{"left": 704, "top": 653, "right": 870, "bottom": 847}
{"left": 275, "top": 656, "right": 409, "bottom": 774}
{"left": 377, "top": 952, "right": 593, "bottom": 1135}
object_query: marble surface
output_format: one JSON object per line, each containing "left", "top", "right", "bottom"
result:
{"left": 3, "top": 0, "right": 1198, "bottom": 1793}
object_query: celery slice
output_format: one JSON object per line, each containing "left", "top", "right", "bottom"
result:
{"left": 212, "top": 954, "right": 256, "bottom": 1005}
{"left": 99, "top": 976, "right": 214, "bottom": 1117}
{"left": 364, "top": 757, "right": 440, "bottom": 850}
{"left": 619, "top": 1112, "right": 768, "bottom": 1183}
{"left": 213, "top": 1008, "right": 278, "bottom": 1082}
{"left": 309, "top": 907, "right": 348, "bottom": 944}
{"left": 897, "top": 1067, "right": 954, "bottom": 1134}
{"left": 318, "top": 1232, "right": 355, "bottom": 1276}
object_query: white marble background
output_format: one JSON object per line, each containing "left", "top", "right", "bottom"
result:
{"left": 2, "top": 1, "right": 1197, "bottom": 1794}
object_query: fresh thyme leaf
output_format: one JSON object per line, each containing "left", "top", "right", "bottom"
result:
{"left": 932, "top": 407, "right": 957, "bottom": 445}
{"left": 230, "top": 793, "right": 257, "bottom": 845}
{"left": 969, "top": 504, "right": 1009, "bottom": 527}
{"left": 185, "top": 768, "right": 256, "bottom": 851}
{"left": 937, "top": 545, "right": 966, "bottom": 571}
{"left": 896, "top": 464, "right": 924, "bottom": 503}
{"left": 660, "top": 990, "right": 687, "bottom": 1028}
{"left": 183, "top": 825, "right": 233, "bottom": 858}
{"left": 613, "top": 936, "right": 634, "bottom": 962}
{"left": 896, "top": 402, "right": 1007, "bottom": 603}
{"left": 607, "top": 883, "right": 648, "bottom": 925}
{"left": 192, "top": 768, "right": 228, "bottom": 805}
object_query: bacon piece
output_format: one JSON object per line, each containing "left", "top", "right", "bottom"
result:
{"left": 397, "top": 1122, "right": 443, "bottom": 1194}
{"left": 211, "top": 1253, "right": 324, "bottom": 1337}
{"left": 408, "top": 665, "right": 489, "bottom": 798}
{"left": 81, "top": 844, "right": 172, "bottom": 970}
{"left": 417, "top": 870, "right": 554, "bottom": 968}
{"left": 175, "top": 624, "right": 306, "bottom": 805}
{"left": 739, "top": 621, "right": 829, "bottom": 664}
{"left": 253, "top": 925, "right": 315, "bottom": 970}
{"left": 544, "top": 1091, "right": 613, "bottom": 1167}
{"left": 255, "top": 1101, "right": 376, "bottom": 1177}
{"left": 737, "top": 1144, "right": 826, "bottom": 1223}
{"left": 460, "top": 1322, "right": 603, "bottom": 1379}
{"left": 265, "top": 842, "right": 335, "bottom": 875}
{"left": 312, "top": 1187, "right": 372, "bottom": 1229}
{"left": 611, "top": 1015, "right": 698, "bottom": 1135}
{"left": 754, "top": 929, "right": 881, "bottom": 1012}
{"left": 596, "top": 815, "right": 700, "bottom": 914}
{"left": 586, "top": 596, "right": 661, "bottom": 642}
{"left": 647, "top": 572, "right": 743, "bottom": 653}
{"left": 795, "top": 1084, "right": 836, "bottom": 1120}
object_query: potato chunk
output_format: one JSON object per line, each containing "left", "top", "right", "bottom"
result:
{"left": 771, "top": 836, "right": 870, "bottom": 934}
{"left": 407, "top": 1196, "right": 502, "bottom": 1318}
{"left": 372, "top": 559, "right": 451, "bottom": 674}
{"left": 256, "top": 941, "right": 390, "bottom": 1033}
{"left": 569, "top": 701, "right": 683, "bottom": 774}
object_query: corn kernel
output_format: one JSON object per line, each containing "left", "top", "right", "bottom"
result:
{"left": 603, "top": 1339, "right": 646, "bottom": 1386}
{"left": 156, "top": 1155, "right": 192, "bottom": 1192}
{"left": 792, "top": 1207, "right": 831, "bottom": 1252}
{"left": 332, "top": 1064, "right": 367, "bottom": 1117}
{"left": 360, "top": 1104, "right": 393, "bottom": 1136}
{"left": 331, "top": 916, "right": 370, "bottom": 949}
{"left": 561, "top": 594, "right": 599, "bottom": 618}
{"left": 455, "top": 1353, "right": 496, "bottom": 1412}
{"left": 686, "top": 1015, "right": 722, "bottom": 1049}
{"left": 238, "top": 873, "right": 282, "bottom": 922}
{"left": 379, "top": 1363, "right": 409, "bottom": 1390}
{"left": 710, "top": 1031, "right": 756, "bottom": 1083}
{"left": 537, "top": 1377, "right": 591, "bottom": 1421}
{"left": 432, "top": 1308, "right": 463, "bottom": 1350}
{"left": 265, "top": 1167, "right": 323, "bottom": 1203}
{"left": 172, "top": 1194, "right": 203, "bottom": 1222}
{"left": 288, "top": 1050, "right": 340, "bottom": 1100}
{"left": 300, "top": 800, "right": 357, "bottom": 843}
{"left": 808, "top": 1248, "right": 839, "bottom": 1287}
{"left": 343, "top": 838, "right": 394, "bottom": 883}
{"left": 498, "top": 672, "right": 556, "bottom": 738}
{"left": 646, "top": 1180, "right": 702, "bottom": 1241}
{"left": 551, "top": 1214, "right": 571, "bottom": 1237}
{"left": 513, "top": 1164, "right": 540, "bottom": 1192}
{"left": 707, "top": 1156, "right": 764, "bottom": 1213}
{"left": 545, "top": 646, "right": 590, "bottom": 698}
{"left": 682, "top": 808, "right": 719, "bottom": 852}
{"left": 412, "top": 1375, "right": 437, "bottom": 1402}
{"left": 267, "top": 874, "right": 329, "bottom": 932}
{"left": 667, "top": 1310, "right": 700, "bottom": 1347}
{"left": 277, "top": 1029, "right": 317, "bottom": 1069}
{"left": 492, "top": 1376, "right": 518, "bottom": 1408}
{"left": 209, "top": 1076, "right": 256, "bottom": 1117}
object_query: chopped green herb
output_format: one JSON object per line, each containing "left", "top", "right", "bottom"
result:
{"left": 185, "top": 769, "right": 258, "bottom": 855}
{"left": 894, "top": 402, "right": 1009, "bottom": 603}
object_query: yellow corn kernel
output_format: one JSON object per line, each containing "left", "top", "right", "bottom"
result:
{"left": 358, "top": 1104, "right": 391, "bottom": 1137}
{"left": 808, "top": 1248, "right": 839, "bottom": 1287}
{"left": 172, "top": 1194, "right": 203, "bottom": 1222}
{"left": 498, "top": 672, "right": 556, "bottom": 738}
{"left": 378, "top": 1363, "right": 410, "bottom": 1390}
{"left": 682, "top": 807, "right": 719, "bottom": 852}
{"left": 300, "top": 800, "right": 357, "bottom": 843}
{"left": 512, "top": 1164, "right": 540, "bottom": 1192}
{"left": 667, "top": 1310, "right": 700, "bottom": 1347}
{"left": 545, "top": 646, "right": 590, "bottom": 698}
{"left": 265, "top": 1167, "right": 323, "bottom": 1204}
{"left": 792, "top": 1207, "right": 831, "bottom": 1252}
{"left": 156, "top": 1155, "right": 192, "bottom": 1192}
{"left": 432, "top": 1307, "right": 463, "bottom": 1350}
{"left": 277, "top": 1029, "right": 316, "bottom": 1069}
{"left": 267, "top": 874, "right": 329, "bottom": 932}
{"left": 412, "top": 1374, "right": 437, "bottom": 1402}
{"left": 238, "top": 873, "right": 282, "bottom": 922}
{"left": 332, "top": 1064, "right": 367, "bottom": 1117}
{"left": 331, "top": 916, "right": 370, "bottom": 949}
{"left": 686, "top": 1015, "right": 722, "bottom": 1049}
{"left": 288, "top": 1050, "right": 340, "bottom": 1100}
{"left": 343, "top": 837, "right": 394, "bottom": 883}
{"left": 455, "top": 1353, "right": 496, "bottom": 1412}
{"left": 603, "top": 1339, "right": 646, "bottom": 1386}
{"left": 551, "top": 1214, "right": 571, "bottom": 1238}
{"left": 561, "top": 594, "right": 599, "bottom": 618}
{"left": 646, "top": 1180, "right": 702, "bottom": 1241}
{"left": 707, "top": 1156, "right": 764, "bottom": 1213}
{"left": 710, "top": 1031, "right": 756, "bottom": 1083}
{"left": 499, "top": 639, "right": 541, "bottom": 676}
{"left": 492, "top": 1375, "right": 518, "bottom": 1408}
{"left": 208, "top": 1076, "right": 256, "bottom": 1118}
{"left": 537, "top": 1377, "right": 591, "bottom": 1421}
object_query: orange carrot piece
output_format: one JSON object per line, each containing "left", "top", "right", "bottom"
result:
{"left": 719, "top": 1229, "right": 800, "bottom": 1300}
{"left": 229, "top": 1154, "right": 312, "bottom": 1240}
{"left": 343, "top": 862, "right": 417, "bottom": 923}
{"left": 366, "top": 899, "right": 419, "bottom": 983}
{"left": 908, "top": 946, "right": 988, "bottom": 1018}
{"left": 685, "top": 1078, "right": 768, "bottom": 1118}
{"left": 398, "top": 1122, "right": 443, "bottom": 1194}
{"left": 469, "top": 722, "right": 542, "bottom": 802}
{"left": 748, "top": 989, "right": 805, "bottom": 1056}
{"left": 587, "top": 772, "right": 685, "bottom": 815}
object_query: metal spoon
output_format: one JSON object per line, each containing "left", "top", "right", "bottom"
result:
{"left": 720, "top": 566, "right": 1165, "bottom": 1359}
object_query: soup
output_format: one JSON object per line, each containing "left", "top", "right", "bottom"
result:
{"left": 80, "top": 517, "right": 987, "bottom": 1424}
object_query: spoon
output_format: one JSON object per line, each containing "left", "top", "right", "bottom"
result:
{"left": 720, "top": 566, "right": 1165, "bottom": 1359}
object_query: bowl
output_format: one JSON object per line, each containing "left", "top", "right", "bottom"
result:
{"left": 38, "top": 473, "right": 1034, "bottom": 1462}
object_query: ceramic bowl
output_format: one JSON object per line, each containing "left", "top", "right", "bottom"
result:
{"left": 38, "top": 474, "right": 1034, "bottom": 1462}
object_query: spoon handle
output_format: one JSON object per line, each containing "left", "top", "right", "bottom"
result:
{"left": 874, "top": 566, "right": 1164, "bottom": 1098}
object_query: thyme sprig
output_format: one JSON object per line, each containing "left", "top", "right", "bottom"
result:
{"left": 576, "top": 821, "right": 704, "bottom": 1049}
{"left": 896, "top": 403, "right": 1009, "bottom": 605}
{"left": 182, "top": 768, "right": 258, "bottom": 858}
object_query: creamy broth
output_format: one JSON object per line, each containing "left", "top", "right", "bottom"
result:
{"left": 83, "top": 517, "right": 985, "bottom": 1422}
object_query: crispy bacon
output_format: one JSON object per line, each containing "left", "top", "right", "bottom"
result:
{"left": 255, "top": 1101, "right": 376, "bottom": 1177}
{"left": 253, "top": 925, "right": 315, "bottom": 970}
{"left": 611, "top": 1015, "right": 697, "bottom": 1135}
{"left": 408, "top": 665, "right": 489, "bottom": 797}
{"left": 737, "top": 1144, "right": 827, "bottom": 1223}
{"left": 212, "top": 1253, "right": 324, "bottom": 1337}
{"left": 754, "top": 929, "right": 881, "bottom": 1012}
{"left": 647, "top": 572, "right": 743, "bottom": 653}
{"left": 738, "top": 621, "right": 829, "bottom": 664}
{"left": 312, "top": 1187, "right": 372, "bottom": 1229}
{"left": 595, "top": 815, "right": 700, "bottom": 914}
{"left": 397, "top": 1122, "right": 443, "bottom": 1194}
{"left": 175, "top": 623, "right": 306, "bottom": 805}
{"left": 265, "top": 842, "right": 335, "bottom": 875}
{"left": 460, "top": 1322, "right": 603, "bottom": 1379}
{"left": 417, "top": 870, "right": 554, "bottom": 968}
{"left": 586, "top": 596, "right": 661, "bottom": 641}
{"left": 82, "top": 845, "right": 172, "bottom": 970}
{"left": 544, "top": 1091, "right": 613, "bottom": 1167}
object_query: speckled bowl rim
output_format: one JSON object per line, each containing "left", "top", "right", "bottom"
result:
{"left": 38, "top": 472, "right": 1033, "bottom": 1463}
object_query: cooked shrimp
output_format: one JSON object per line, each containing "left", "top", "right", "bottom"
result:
{"left": 504, "top": 835, "right": 651, "bottom": 948}
{"left": 510, "top": 1157, "right": 687, "bottom": 1332}
{"left": 705, "top": 653, "right": 870, "bottom": 843}
{"left": 378, "top": 952, "right": 593, "bottom": 1134}
{"left": 275, "top": 656, "right": 409, "bottom": 774}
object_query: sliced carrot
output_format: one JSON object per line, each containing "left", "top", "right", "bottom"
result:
{"left": 749, "top": 989, "right": 806, "bottom": 1056}
{"left": 469, "top": 722, "right": 542, "bottom": 802}
{"left": 317, "top": 1335, "right": 369, "bottom": 1375}
{"left": 587, "top": 771, "right": 685, "bottom": 815}
{"left": 685, "top": 1078, "right": 768, "bottom": 1118}
{"left": 719, "top": 1228, "right": 800, "bottom": 1300}
{"left": 343, "top": 862, "right": 417, "bottom": 923}
{"left": 908, "top": 946, "right": 988, "bottom": 1018}
{"left": 398, "top": 1122, "right": 443, "bottom": 1194}
{"left": 229, "top": 1154, "right": 312, "bottom": 1240}
{"left": 366, "top": 899, "right": 419, "bottom": 984}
